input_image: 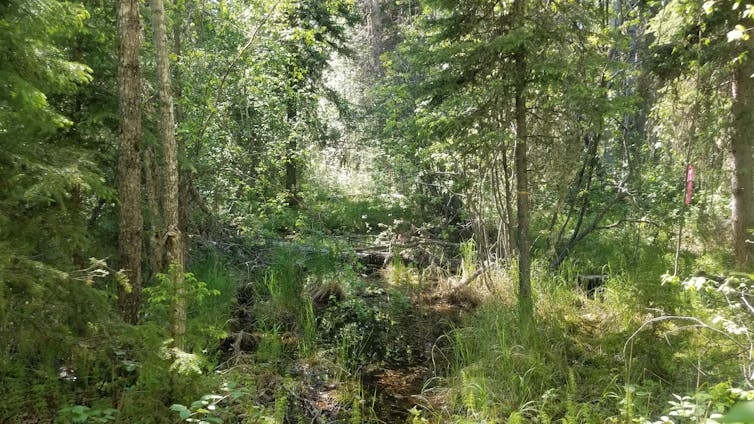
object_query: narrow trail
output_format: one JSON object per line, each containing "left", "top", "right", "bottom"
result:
{"left": 223, "top": 242, "right": 475, "bottom": 423}
{"left": 361, "top": 285, "right": 468, "bottom": 422}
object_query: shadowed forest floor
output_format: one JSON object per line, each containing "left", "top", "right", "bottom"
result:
{"left": 224, "top": 264, "right": 472, "bottom": 423}
{"left": 359, "top": 284, "right": 467, "bottom": 422}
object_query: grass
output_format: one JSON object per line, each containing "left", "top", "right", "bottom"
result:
{"left": 39, "top": 182, "right": 747, "bottom": 424}
{"left": 405, "top": 245, "right": 751, "bottom": 423}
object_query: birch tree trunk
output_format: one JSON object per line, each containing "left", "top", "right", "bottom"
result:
{"left": 117, "top": 0, "right": 143, "bottom": 324}
{"left": 152, "top": 0, "right": 186, "bottom": 349}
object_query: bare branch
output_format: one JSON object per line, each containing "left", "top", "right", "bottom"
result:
{"left": 624, "top": 315, "right": 748, "bottom": 356}
{"left": 593, "top": 218, "right": 660, "bottom": 230}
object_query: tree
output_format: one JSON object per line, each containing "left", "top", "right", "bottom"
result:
{"left": 0, "top": 0, "right": 118, "bottom": 417}
{"left": 117, "top": 0, "right": 143, "bottom": 324}
{"left": 648, "top": 0, "right": 754, "bottom": 269}
{"left": 730, "top": 35, "right": 754, "bottom": 269}
{"left": 281, "top": 0, "right": 357, "bottom": 206}
{"left": 151, "top": 0, "right": 186, "bottom": 348}
{"left": 373, "top": 0, "right": 622, "bottom": 306}
{"left": 512, "top": 0, "right": 531, "bottom": 305}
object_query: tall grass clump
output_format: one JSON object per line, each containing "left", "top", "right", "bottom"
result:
{"left": 297, "top": 298, "right": 317, "bottom": 356}
{"left": 459, "top": 239, "right": 476, "bottom": 279}
{"left": 254, "top": 246, "right": 348, "bottom": 359}
{"left": 442, "top": 292, "right": 570, "bottom": 421}
{"left": 264, "top": 248, "right": 303, "bottom": 307}
{"left": 388, "top": 252, "right": 416, "bottom": 286}
{"left": 432, "top": 238, "right": 754, "bottom": 423}
{"left": 435, "top": 263, "right": 667, "bottom": 422}
{"left": 255, "top": 247, "right": 310, "bottom": 330}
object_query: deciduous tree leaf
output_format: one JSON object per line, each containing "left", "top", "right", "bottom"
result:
{"left": 719, "top": 401, "right": 754, "bottom": 423}
{"left": 170, "top": 403, "right": 192, "bottom": 420}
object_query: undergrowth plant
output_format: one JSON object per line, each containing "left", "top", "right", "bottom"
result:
{"left": 57, "top": 405, "right": 117, "bottom": 423}
{"left": 189, "top": 255, "right": 238, "bottom": 347}
{"left": 626, "top": 271, "right": 754, "bottom": 424}
{"left": 419, "top": 251, "right": 738, "bottom": 423}
{"left": 459, "top": 239, "right": 476, "bottom": 279}
{"left": 441, "top": 292, "right": 570, "bottom": 421}
{"left": 298, "top": 299, "right": 317, "bottom": 357}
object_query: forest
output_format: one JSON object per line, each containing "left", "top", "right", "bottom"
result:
{"left": 3, "top": 0, "right": 754, "bottom": 422}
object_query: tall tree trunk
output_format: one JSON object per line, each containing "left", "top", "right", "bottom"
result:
{"left": 174, "top": 0, "right": 190, "bottom": 250}
{"left": 144, "top": 145, "right": 164, "bottom": 281}
{"left": 364, "top": 0, "right": 383, "bottom": 75}
{"left": 153, "top": 0, "right": 185, "bottom": 349}
{"left": 513, "top": 0, "right": 531, "bottom": 307}
{"left": 117, "top": 0, "right": 143, "bottom": 324}
{"left": 731, "top": 38, "right": 754, "bottom": 270}
{"left": 502, "top": 149, "right": 516, "bottom": 260}
{"left": 285, "top": 97, "right": 299, "bottom": 206}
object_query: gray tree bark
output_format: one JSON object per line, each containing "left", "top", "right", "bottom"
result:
{"left": 152, "top": 0, "right": 186, "bottom": 348}
{"left": 117, "top": 0, "right": 143, "bottom": 324}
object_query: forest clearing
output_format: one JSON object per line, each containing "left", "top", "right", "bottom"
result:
{"left": 4, "top": 0, "right": 754, "bottom": 422}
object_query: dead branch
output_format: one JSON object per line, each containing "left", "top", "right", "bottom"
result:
{"left": 624, "top": 315, "right": 748, "bottom": 355}
{"left": 353, "top": 239, "right": 459, "bottom": 253}
{"left": 593, "top": 218, "right": 660, "bottom": 230}
{"left": 453, "top": 267, "right": 486, "bottom": 289}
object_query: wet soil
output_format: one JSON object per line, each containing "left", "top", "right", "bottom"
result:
{"left": 360, "top": 285, "right": 467, "bottom": 422}
{"left": 225, "top": 269, "right": 473, "bottom": 423}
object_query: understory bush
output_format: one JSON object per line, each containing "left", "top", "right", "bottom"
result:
{"left": 408, "top": 246, "right": 754, "bottom": 423}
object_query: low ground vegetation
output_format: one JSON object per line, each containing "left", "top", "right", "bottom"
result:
{"left": 4, "top": 0, "right": 754, "bottom": 422}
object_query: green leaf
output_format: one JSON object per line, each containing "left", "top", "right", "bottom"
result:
{"left": 190, "top": 400, "right": 207, "bottom": 409}
{"left": 170, "top": 404, "right": 192, "bottom": 420}
{"left": 720, "top": 401, "right": 754, "bottom": 423}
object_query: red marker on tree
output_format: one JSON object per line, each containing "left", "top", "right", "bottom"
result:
{"left": 685, "top": 164, "right": 694, "bottom": 205}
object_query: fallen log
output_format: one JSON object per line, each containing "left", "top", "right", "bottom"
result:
{"left": 353, "top": 239, "right": 459, "bottom": 253}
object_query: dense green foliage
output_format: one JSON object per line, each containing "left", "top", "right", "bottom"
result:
{"left": 2, "top": 0, "right": 754, "bottom": 422}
